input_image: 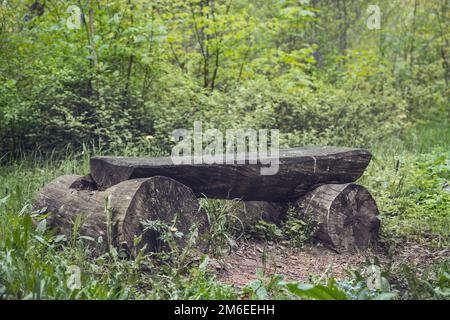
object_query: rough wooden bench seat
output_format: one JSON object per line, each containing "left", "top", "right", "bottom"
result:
{"left": 90, "top": 147, "right": 372, "bottom": 202}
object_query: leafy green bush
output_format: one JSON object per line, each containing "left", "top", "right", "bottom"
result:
{"left": 281, "top": 203, "right": 318, "bottom": 248}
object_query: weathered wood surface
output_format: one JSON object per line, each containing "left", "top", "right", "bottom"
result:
{"left": 34, "top": 175, "right": 208, "bottom": 255}
{"left": 223, "top": 200, "right": 288, "bottom": 228}
{"left": 294, "top": 183, "right": 380, "bottom": 251}
{"left": 90, "top": 147, "right": 372, "bottom": 201}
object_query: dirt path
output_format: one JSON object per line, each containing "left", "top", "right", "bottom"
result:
{"left": 216, "top": 240, "right": 448, "bottom": 287}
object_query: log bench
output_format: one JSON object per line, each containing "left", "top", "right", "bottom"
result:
{"left": 34, "top": 147, "right": 380, "bottom": 254}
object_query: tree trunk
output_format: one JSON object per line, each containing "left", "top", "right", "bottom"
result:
{"left": 294, "top": 183, "right": 380, "bottom": 251}
{"left": 34, "top": 175, "right": 208, "bottom": 256}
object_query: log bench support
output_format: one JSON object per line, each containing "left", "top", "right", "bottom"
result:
{"left": 224, "top": 183, "right": 379, "bottom": 251}
{"left": 35, "top": 175, "right": 209, "bottom": 255}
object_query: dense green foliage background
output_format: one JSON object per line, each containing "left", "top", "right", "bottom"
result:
{"left": 1, "top": 0, "right": 448, "bottom": 154}
{"left": 0, "top": 0, "right": 448, "bottom": 300}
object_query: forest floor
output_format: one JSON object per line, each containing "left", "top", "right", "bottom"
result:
{"left": 217, "top": 240, "right": 449, "bottom": 287}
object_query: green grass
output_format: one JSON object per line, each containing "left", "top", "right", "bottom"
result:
{"left": 0, "top": 121, "right": 449, "bottom": 299}
{"left": 360, "top": 120, "right": 450, "bottom": 247}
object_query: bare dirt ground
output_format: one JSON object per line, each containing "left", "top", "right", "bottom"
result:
{"left": 216, "top": 240, "right": 449, "bottom": 287}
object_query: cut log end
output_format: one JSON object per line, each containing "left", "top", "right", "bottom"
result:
{"left": 295, "top": 183, "right": 380, "bottom": 251}
{"left": 114, "top": 176, "right": 209, "bottom": 253}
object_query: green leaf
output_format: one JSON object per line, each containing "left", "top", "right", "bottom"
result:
{"left": 35, "top": 219, "right": 47, "bottom": 234}
{"left": 373, "top": 292, "right": 398, "bottom": 300}
{"left": 0, "top": 195, "right": 10, "bottom": 206}
{"left": 256, "top": 286, "right": 268, "bottom": 300}
{"left": 79, "top": 235, "right": 95, "bottom": 242}
{"left": 286, "top": 282, "right": 348, "bottom": 300}
{"left": 54, "top": 234, "right": 66, "bottom": 243}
